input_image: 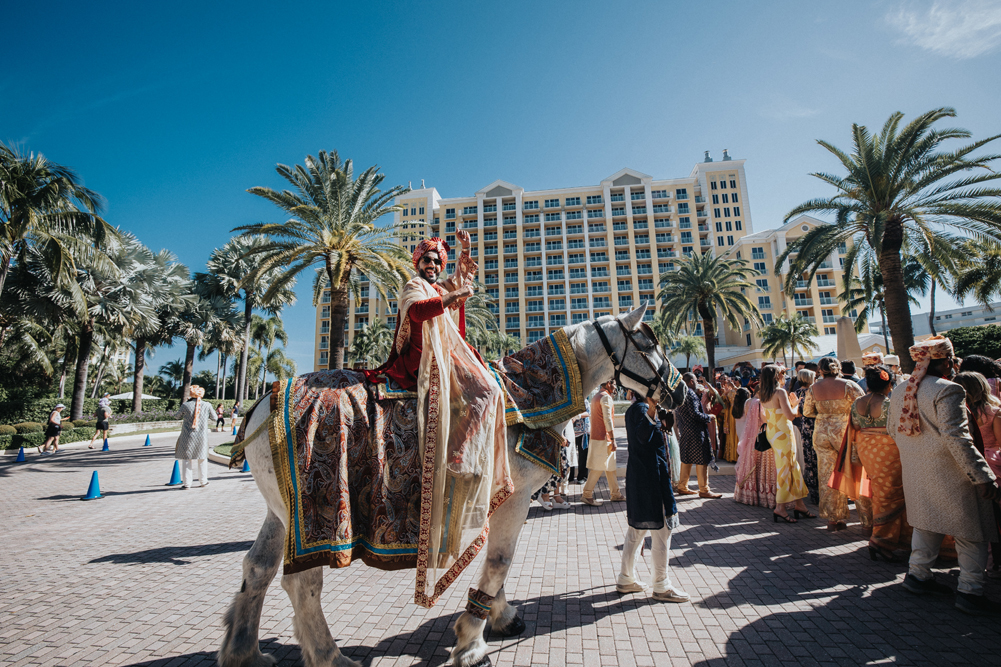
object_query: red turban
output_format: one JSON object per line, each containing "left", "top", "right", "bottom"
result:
{"left": 412, "top": 237, "right": 450, "bottom": 270}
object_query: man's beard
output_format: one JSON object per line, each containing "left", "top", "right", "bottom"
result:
{"left": 420, "top": 269, "right": 438, "bottom": 284}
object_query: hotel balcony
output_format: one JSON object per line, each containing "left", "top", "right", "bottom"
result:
{"left": 823, "top": 315, "right": 839, "bottom": 324}
{"left": 697, "top": 210, "right": 708, "bottom": 218}
{"left": 819, "top": 297, "right": 837, "bottom": 305}
{"left": 793, "top": 298, "right": 813, "bottom": 307}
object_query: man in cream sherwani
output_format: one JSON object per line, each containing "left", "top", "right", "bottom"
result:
{"left": 887, "top": 336, "right": 1001, "bottom": 616}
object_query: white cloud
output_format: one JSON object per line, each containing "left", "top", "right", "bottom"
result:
{"left": 886, "top": 0, "right": 1001, "bottom": 59}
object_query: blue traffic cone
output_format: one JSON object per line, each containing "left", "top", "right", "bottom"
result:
{"left": 101, "top": 438, "right": 109, "bottom": 451}
{"left": 143, "top": 435, "right": 151, "bottom": 447}
{"left": 241, "top": 459, "right": 250, "bottom": 473}
{"left": 166, "top": 460, "right": 183, "bottom": 486}
{"left": 81, "top": 471, "right": 103, "bottom": 500}
{"left": 16, "top": 447, "right": 26, "bottom": 462}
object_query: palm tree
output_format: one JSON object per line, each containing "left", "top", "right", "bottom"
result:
{"left": 159, "top": 359, "right": 185, "bottom": 398}
{"left": 658, "top": 252, "right": 761, "bottom": 372}
{"left": 779, "top": 108, "right": 1001, "bottom": 372}
{"left": 202, "top": 236, "right": 295, "bottom": 403}
{"left": 349, "top": 320, "right": 393, "bottom": 368}
{"left": 671, "top": 335, "right": 706, "bottom": 370}
{"left": 177, "top": 283, "right": 240, "bottom": 402}
{"left": 760, "top": 314, "right": 819, "bottom": 367}
{"left": 235, "top": 151, "right": 411, "bottom": 369}
{"left": 265, "top": 348, "right": 297, "bottom": 383}
{"left": 648, "top": 308, "right": 680, "bottom": 349}
{"left": 838, "top": 253, "right": 927, "bottom": 350}
{"left": 251, "top": 313, "right": 289, "bottom": 389}
{"left": 0, "top": 141, "right": 120, "bottom": 299}
{"left": 953, "top": 239, "right": 1001, "bottom": 312}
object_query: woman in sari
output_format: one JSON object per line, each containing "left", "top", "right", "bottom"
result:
{"left": 804, "top": 357, "right": 864, "bottom": 531}
{"left": 758, "top": 365, "right": 813, "bottom": 522}
{"left": 850, "top": 365, "right": 911, "bottom": 562}
{"left": 720, "top": 376, "right": 741, "bottom": 463}
{"left": 732, "top": 393, "right": 777, "bottom": 509}
{"left": 793, "top": 369, "right": 819, "bottom": 505}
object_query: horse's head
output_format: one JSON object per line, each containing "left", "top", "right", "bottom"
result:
{"left": 589, "top": 303, "right": 686, "bottom": 409}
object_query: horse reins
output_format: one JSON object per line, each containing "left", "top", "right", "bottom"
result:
{"left": 591, "top": 320, "right": 674, "bottom": 399}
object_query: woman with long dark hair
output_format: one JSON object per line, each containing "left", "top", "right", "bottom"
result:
{"left": 758, "top": 365, "right": 813, "bottom": 522}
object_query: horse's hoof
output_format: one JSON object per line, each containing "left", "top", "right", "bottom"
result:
{"left": 465, "top": 657, "right": 491, "bottom": 667}
{"left": 493, "top": 614, "right": 526, "bottom": 637}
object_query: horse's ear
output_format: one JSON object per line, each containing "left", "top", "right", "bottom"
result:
{"left": 619, "top": 302, "right": 647, "bottom": 331}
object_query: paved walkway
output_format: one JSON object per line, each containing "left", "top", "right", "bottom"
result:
{"left": 2, "top": 429, "right": 999, "bottom": 666}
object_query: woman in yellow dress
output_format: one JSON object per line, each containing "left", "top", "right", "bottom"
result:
{"left": 758, "top": 365, "right": 814, "bottom": 523}
{"left": 804, "top": 357, "right": 865, "bottom": 531}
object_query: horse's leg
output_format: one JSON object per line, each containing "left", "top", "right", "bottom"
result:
{"left": 451, "top": 486, "right": 535, "bottom": 667}
{"left": 219, "top": 510, "right": 284, "bottom": 667}
{"left": 281, "top": 567, "right": 361, "bottom": 667}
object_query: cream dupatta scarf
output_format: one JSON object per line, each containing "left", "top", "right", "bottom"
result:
{"left": 394, "top": 259, "right": 512, "bottom": 608}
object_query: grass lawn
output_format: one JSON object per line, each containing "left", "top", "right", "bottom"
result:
{"left": 214, "top": 442, "right": 235, "bottom": 457}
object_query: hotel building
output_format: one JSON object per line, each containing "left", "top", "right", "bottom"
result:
{"left": 313, "top": 153, "right": 865, "bottom": 370}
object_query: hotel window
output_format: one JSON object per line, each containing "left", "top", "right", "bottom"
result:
{"left": 485, "top": 274, "right": 498, "bottom": 284}
{"left": 566, "top": 211, "right": 582, "bottom": 220}
{"left": 590, "top": 252, "right": 608, "bottom": 262}
{"left": 524, "top": 201, "right": 539, "bottom": 210}
{"left": 615, "top": 250, "right": 630, "bottom": 261}
{"left": 637, "top": 264, "right": 652, "bottom": 274}
{"left": 504, "top": 243, "right": 517, "bottom": 254}
{"left": 526, "top": 271, "right": 542, "bottom": 281}
{"left": 722, "top": 194, "right": 729, "bottom": 204}
{"left": 592, "top": 266, "right": 609, "bottom": 277}
{"left": 594, "top": 296, "right": 611, "bottom": 308}
{"left": 730, "top": 179, "right": 737, "bottom": 188}
{"left": 486, "top": 245, "right": 497, "bottom": 255}
{"left": 527, "top": 330, "right": 545, "bottom": 343}
{"left": 565, "top": 197, "right": 581, "bottom": 206}
{"left": 446, "top": 221, "right": 456, "bottom": 232}
{"left": 546, "top": 240, "right": 563, "bottom": 251}
{"left": 545, "top": 212, "right": 561, "bottom": 222}
{"left": 567, "top": 239, "right": 584, "bottom": 249}
{"left": 724, "top": 207, "right": 731, "bottom": 217}
{"left": 675, "top": 188, "right": 688, "bottom": 200}
{"left": 544, "top": 198, "right": 560, "bottom": 208}
{"left": 619, "top": 295, "right": 633, "bottom": 307}
{"left": 617, "top": 265, "right": 631, "bottom": 276}
{"left": 733, "top": 207, "right": 741, "bottom": 216}
{"left": 659, "top": 262, "right": 674, "bottom": 272}
{"left": 635, "top": 249, "right": 651, "bottom": 259}
{"left": 618, "top": 280, "right": 632, "bottom": 291}
{"left": 486, "top": 288, "right": 498, "bottom": 299}
{"left": 593, "top": 281, "right": 610, "bottom": 293}
{"left": 717, "top": 236, "right": 725, "bottom": 247}
{"left": 548, "top": 269, "right": 565, "bottom": 281}
{"left": 566, "top": 224, "right": 583, "bottom": 234}
{"left": 753, "top": 262, "right": 767, "bottom": 273}
{"left": 711, "top": 181, "right": 717, "bottom": 190}
{"left": 546, "top": 255, "right": 562, "bottom": 266}
{"left": 546, "top": 227, "right": 562, "bottom": 236}
{"left": 568, "top": 253, "right": 585, "bottom": 264}
{"left": 651, "top": 190, "right": 668, "bottom": 199}
{"left": 568, "top": 267, "right": 586, "bottom": 278}
{"left": 485, "top": 259, "right": 498, "bottom": 270}
{"left": 716, "top": 222, "right": 723, "bottom": 232}
{"left": 756, "top": 279, "right": 769, "bottom": 291}
{"left": 679, "top": 216, "right": 691, "bottom": 226}
{"left": 550, "top": 314, "right": 567, "bottom": 326}
{"left": 732, "top": 193, "right": 739, "bottom": 203}
{"left": 762, "top": 313, "right": 773, "bottom": 324}
{"left": 485, "top": 231, "right": 498, "bottom": 241}
{"left": 524, "top": 214, "right": 540, "bottom": 224}
{"left": 681, "top": 232, "right": 693, "bottom": 244}
{"left": 505, "top": 271, "right": 519, "bottom": 283}
{"left": 463, "top": 206, "right": 477, "bottom": 215}
{"left": 677, "top": 203, "right": 690, "bottom": 214}
{"left": 445, "top": 208, "right": 456, "bottom": 219}
{"left": 549, "top": 298, "right": 565, "bottom": 310}
{"left": 612, "top": 207, "right": 625, "bottom": 217}
{"left": 725, "top": 221, "right": 732, "bottom": 231}
{"left": 506, "top": 316, "right": 520, "bottom": 328}
{"left": 589, "top": 237, "right": 606, "bottom": 247}
{"left": 586, "top": 195, "right": 603, "bottom": 205}
{"left": 638, "top": 278, "right": 653, "bottom": 289}
{"left": 712, "top": 194, "right": 719, "bottom": 205}
{"left": 419, "top": 206, "right": 425, "bottom": 214}
{"left": 752, "top": 248, "right": 765, "bottom": 259}
{"left": 528, "top": 315, "right": 544, "bottom": 327}
{"left": 505, "top": 286, "right": 518, "bottom": 298}
{"left": 587, "top": 209, "right": 604, "bottom": 218}
{"left": 758, "top": 296, "right": 771, "bottom": 308}
{"left": 524, "top": 228, "right": 540, "bottom": 238}
{"left": 571, "top": 313, "right": 587, "bottom": 324}
{"left": 526, "top": 300, "right": 543, "bottom": 312}
{"left": 727, "top": 235, "right": 734, "bottom": 245}
{"left": 635, "top": 234, "right": 649, "bottom": 243}
{"left": 570, "top": 283, "right": 587, "bottom": 294}
{"left": 319, "top": 335, "right": 329, "bottom": 349}
{"left": 319, "top": 351, "right": 328, "bottom": 365}
{"left": 321, "top": 306, "right": 330, "bottom": 318}
{"left": 713, "top": 208, "right": 721, "bottom": 218}
{"left": 525, "top": 242, "right": 541, "bottom": 252}
{"left": 614, "top": 236, "right": 629, "bottom": 246}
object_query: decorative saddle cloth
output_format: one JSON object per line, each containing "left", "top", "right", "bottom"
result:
{"left": 229, "top": 330, "right": 585, "bottom": 584}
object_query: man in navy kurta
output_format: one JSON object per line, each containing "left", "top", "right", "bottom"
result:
{"left": 615, "top": 397, "right": 690, "bottom": 603}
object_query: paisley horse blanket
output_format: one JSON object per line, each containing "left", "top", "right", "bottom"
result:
{"left": 230, "top": 330, "right": 585, "bottom": 597}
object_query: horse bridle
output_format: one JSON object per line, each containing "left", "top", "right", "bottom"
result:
{"left": 591, "top": 319, "right": 676, "bottom": 399}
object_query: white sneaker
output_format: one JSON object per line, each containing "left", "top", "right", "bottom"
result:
{"left": 616, "top": 581, "right": 647, "bottom": 594}
{"left": 536, "top": 498, "right": 553, "bottom": 511}
{"left": 652, "top": 588, "right": 690, "bottom": 603}
{"left": 550, "top": 498, "right": 571, "bottom": 509}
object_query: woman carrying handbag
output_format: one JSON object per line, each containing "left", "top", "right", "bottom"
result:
{"left": 758, "top": 365, "right": 815, "bottom": 523}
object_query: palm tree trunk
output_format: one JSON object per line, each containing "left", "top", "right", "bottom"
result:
{"left": 928, "top": 281, "right": 938, "bottom": 336}
{"left": 181, "top": 341, "right": 196, "bottom": 401}
{"left": 702, "top": 316, "right": 716, "bottom": 373}
{"left": 215, "top": 351, "right": 222, "bottom": 399}
{"left": 0, "top": 254, "right": 11, "bottom": 302}
{"left": 879, "top": 304, "right": 890, "bottom": 353}
{"left": 58, "top": 343, "right": 73, "bottom": 400}
{"left": 90, "top": 344, "right": 110, "bottom": 398}
{"left": 71, "top": 318, "right": 95, "bottom": 421}
{"left": 326, "top": 258, "right": 350, "bottom": 369}
{"left": 238, "top": 293, "right": 253, "bottom": 402}
{"left": 133, "top": 338, "right": 147, "bottom": 414}
{"left": 878, "top": 221, "right": 915, "bottom": 371}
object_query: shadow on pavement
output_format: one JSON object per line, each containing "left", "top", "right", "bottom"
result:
{"left": 89, "top": 540, "right": 255, "bottom": 565}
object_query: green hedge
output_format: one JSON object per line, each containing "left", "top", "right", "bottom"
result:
{"left": 945, "top": 325, "right": 1001, "bottom": 360}
{"left": 0, "top": 425, "right": 15, "bottom": 435}
{"left": 0, "top": 426, "right": 90, "bottom": 450}
{"left": 12, "top": 422, "right": 43, "bottom": 433}
{"left": 0, "top": 397, "right": 249, "bottom": 426}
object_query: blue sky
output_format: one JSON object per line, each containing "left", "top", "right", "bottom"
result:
{"left": 4, "top": 0, "right": 1001, "bottom": 375}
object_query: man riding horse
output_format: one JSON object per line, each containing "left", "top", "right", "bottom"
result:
{"left": 367, "top": 230, "right": 513, "bottom": 608}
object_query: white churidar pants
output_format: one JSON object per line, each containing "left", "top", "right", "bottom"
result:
{"left": 181, "top": 459, "right": 208, "bottom": 487}
{"left": 909, "top": 527, "right": 988, "bottom": 595}
{"left": 616, "top": 517, "right": 678, "bottom": 594}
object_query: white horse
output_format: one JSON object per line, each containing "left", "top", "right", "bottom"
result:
{"left": 218, "top": 304, "right": 685, "bottom": 667}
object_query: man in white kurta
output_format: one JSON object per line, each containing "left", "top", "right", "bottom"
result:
{"left": 583, "top": 380, "right": 624, "bottom": 506}
{"left": 887, "top": 336, "right": 1001, "bottom": 615}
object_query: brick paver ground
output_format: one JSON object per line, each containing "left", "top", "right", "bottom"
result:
{"left": 2, "top": 428, "right": 1000, "bottom": 666}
